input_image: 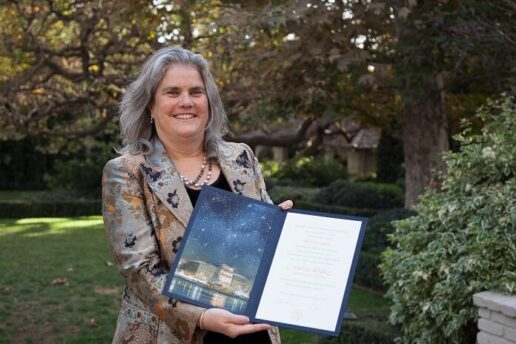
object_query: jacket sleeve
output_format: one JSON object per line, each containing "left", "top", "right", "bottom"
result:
{"left": 102, "top": 158, "right": 205, "bottom": 343}
{"left": 242, "top": 144, "right": 273, "bottom": 204}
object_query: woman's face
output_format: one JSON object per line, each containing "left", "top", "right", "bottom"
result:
{"left": 150, "top": 64, "right": 209, "bottom": 143}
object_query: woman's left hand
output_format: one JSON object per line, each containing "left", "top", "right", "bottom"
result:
{"left": 278, "top": 200, "right": 294, "bottom": 210}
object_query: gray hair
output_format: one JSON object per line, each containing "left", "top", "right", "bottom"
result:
{"left": 118, "top": 46, "right": 228, "bottom": 157}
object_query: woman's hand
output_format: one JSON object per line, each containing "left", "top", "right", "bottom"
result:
{"left": 278, "top": 199, "right": 294, "bottom": 210}
{"left": 201, "top": 308, "right": 271, "bottom": 338}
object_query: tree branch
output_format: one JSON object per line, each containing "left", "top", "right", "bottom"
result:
{"left": 226, "top": 117, "right": 314, "bottom": 147}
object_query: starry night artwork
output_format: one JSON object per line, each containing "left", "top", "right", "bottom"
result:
{"left": 164, "top": 186, "right": 279, "bottom": 314}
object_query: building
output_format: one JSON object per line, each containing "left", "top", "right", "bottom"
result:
{"left": 212, "top": 264, "right": 234, "bottom": 288}
{"left": 179, "top": 260, "right": 217, "bottom": 283}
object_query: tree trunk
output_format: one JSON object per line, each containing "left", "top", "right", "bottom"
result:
{"left": 401, "top": 78, "right": 448, "bottom": 207}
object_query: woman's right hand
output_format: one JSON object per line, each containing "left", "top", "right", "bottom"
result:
{"left": 201, "top": 308, "right": 271, "bottom": 338}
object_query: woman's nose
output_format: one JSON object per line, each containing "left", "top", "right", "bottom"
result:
{"left": 178, "top": 93, "right": 193, "bottom": 107}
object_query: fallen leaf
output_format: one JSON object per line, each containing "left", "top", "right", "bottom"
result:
{"left": 67, "top": 267, "right": 74, "bottom": 272}
{"left": 104, "top": 260, "right": 114, "bottom": 267}
{"left": 50, "top": 277, "right": 68, "bottom": 286}
{"left": 89, "top": 318, "right": 98, "bottom": 327}
{"left": 94, "top": 286, "right": 119, "bottom": 295}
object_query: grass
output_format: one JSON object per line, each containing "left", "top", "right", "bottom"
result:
{"left": 0, "top": 216, "right": 392, "bottom": 343}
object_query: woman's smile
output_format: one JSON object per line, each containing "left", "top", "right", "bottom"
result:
{"left": 172, "top": 113, "right": 197, "bottom": 119}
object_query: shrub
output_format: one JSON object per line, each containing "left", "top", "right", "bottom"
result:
{"left": 381, "top": 96, "right": 516, "bottom": 343}
{"left": 337, "top": 322, "right": 396, "bottom": 344}
{"left": 0, "top": 199, "right": 101, "bottom": 218}
{"left": 260, "top": 156, "right": 348, "bottom": 187}
{"left": 294, "top": 200, "right": 380, "bottom": 217}
{"left": 355, "top": 251, "right": 384, "bottom": 291}
{"left": 267, "top": 185, "right": 321, "bottom": 204}
{"left": 313, "top": 180, "right": 404, "bottom": 209}
{"left": 0, "top": 137, "right": 52, "bottom": 190}
{"left": 363, "top": 208, "right": 416, "bottom": 253}
{"left": 45, "top": 157, "right": 107, "bottom": 198}
{"left": 353, "top": 208, "right": 416, "bottom": 290}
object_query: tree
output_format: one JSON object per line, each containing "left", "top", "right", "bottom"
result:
{"left": 0, "top": 0, "right": 162, "bottom": 141}
{"left": 216, "top": 0, "right": 515, "bottom": 206}
{"left": 1, "top": 0, "right": 514, "bottom": 206}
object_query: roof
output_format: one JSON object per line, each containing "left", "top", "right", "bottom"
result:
{"left": 351, "top": 128, "right": 380, "bottom": 149}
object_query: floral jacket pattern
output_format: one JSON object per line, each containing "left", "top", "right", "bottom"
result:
{"left": 102, "top": 138, "right": 280, "bottom": 344}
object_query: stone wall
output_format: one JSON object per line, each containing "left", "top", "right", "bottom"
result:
{"left": 474, "top": 291, "right": 516, "bottom": 344}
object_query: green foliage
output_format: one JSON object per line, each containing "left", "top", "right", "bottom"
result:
{"left": 268, "top": 185, "right": 321, "bottom": 204}
{"left": 261, "top": 157, "right": 348, "bottom": 187}
{"left": 355, "top": 251, "right": 384, "bottom": 291}
{"left": 0, "top": 137, "right": 52, "bottom": 190}
{"left": 335, "top": 322, "right": 397, "bottom": 344}
{"left": 376, "top": 131, "right": 404, "bottom": 185}
{"left": 381, "top": 96, "right": 516, "bottom": 343}
{"left": 313, "top": 180, "right": 404, "bottom": 209}
{"left": 354, "top": 209, "right": 416, "bottom": 291}
{"left": 0, "top": 196, "right": 100, "bottom": 218}
{"left": 294, "top": 201, "right": 380, "bottom": 218}
{"left": 43, "top": 136, "right": 115, "bottom": 197}
{"left": 45, "top": 158, "right": 103, "bottom": 198}
{"left": 363, "top": 208, "right": 417, "bottom": 253}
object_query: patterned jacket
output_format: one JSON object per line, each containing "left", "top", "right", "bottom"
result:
{"left": 102, "top": 138, "right": 281, "bottom": 344}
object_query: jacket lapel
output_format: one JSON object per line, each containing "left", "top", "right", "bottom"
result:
{"left": 217, "top": 141, "right": 260, "bottom": 201}
{"left": 140, "top": 138, "right": 193, "bottom": 228}
{"left": 140, "top": 139, "right": 260, "bottom": 229}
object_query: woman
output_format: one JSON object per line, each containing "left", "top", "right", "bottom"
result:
{"left": 102, "top": 46, "right": 293, "bottom": 343}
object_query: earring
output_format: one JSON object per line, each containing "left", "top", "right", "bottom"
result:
{"left": 150, "top": 117, "right": 154, "bottom": 125}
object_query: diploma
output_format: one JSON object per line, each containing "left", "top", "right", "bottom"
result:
{"left": 163, "top": 186, "right": 367, "bottom": 336}
{"left": 255, "top": 213, "right": 362, "bottom": 332}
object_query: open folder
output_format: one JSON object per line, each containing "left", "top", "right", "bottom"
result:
{"left": 162, "top": 185, "right": 367, "bottom": 336}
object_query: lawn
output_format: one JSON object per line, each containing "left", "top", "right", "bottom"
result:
{"left": 0, "top": 217, "right": 392, "bottom": 343}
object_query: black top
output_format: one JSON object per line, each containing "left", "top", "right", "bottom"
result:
{"left": 185, "top": 172, "right": 271, "bottom": 344}
{"left": 185, "top": 171, "right": 232, "bottom": 207}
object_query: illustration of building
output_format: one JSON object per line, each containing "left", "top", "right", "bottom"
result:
{"left": 231, "top": 273, "right": 252, "bottom": 297}
{"left": 178, "top": 260, "right": 251, "bottom": 299}
{"left": 179, "top": 260, "right": 217, "bottom": 283}
{"left": 212, "top": 264, "right": 234, "bottom": 288}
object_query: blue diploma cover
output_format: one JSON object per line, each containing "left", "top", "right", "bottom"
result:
{"left": 163, "top": 185, "right": 367, "bottom": 336}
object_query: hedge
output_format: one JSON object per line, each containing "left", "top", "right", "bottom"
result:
{"left": 320, "top": 317, "right": 397, "bottom": 344}
{"left": 294, "top": 200, "right": 380, "bottom": 217}
{"left": 0, "top": 200, "right": 101, "bottom": 218}
{"left": 261, "top": 156, "right": 348, "bottom": 187}
{"left": 313, "top": 180, "right": 404, "bottom": 209}
{"left": 268, "top": 185, "right": 321, "bottom": 204}
{"left": 337, "top": 322, "right": 396, "bottom": 344}
{"left": 362, "top": 208, "right": 416, "bottom": 253}
{"left": 354, "top": 251, "right": 384, "bottom": 291}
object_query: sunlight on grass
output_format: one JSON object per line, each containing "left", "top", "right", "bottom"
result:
{"left": 0, "top": 216, "right": 118, "bottom": 343}
{"left": 15, "top": 216, "right": 103, "bottom": 226}
{"left": 0, "top": 216, "right": 104, "bottom": 237}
